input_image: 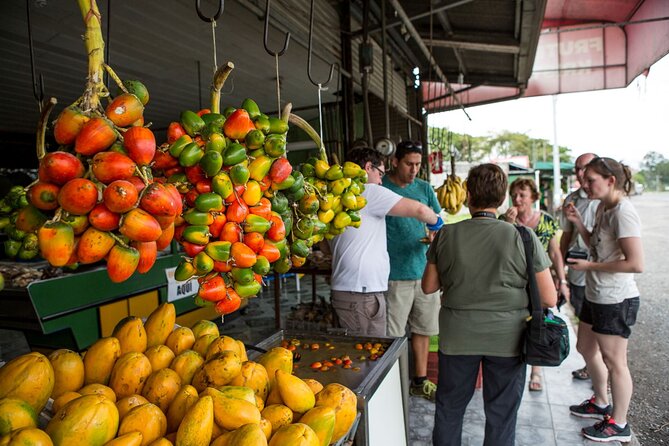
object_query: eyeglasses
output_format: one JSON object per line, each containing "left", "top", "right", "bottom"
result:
{"left": 371, "top": 165, "right": 385, "bottom": 178}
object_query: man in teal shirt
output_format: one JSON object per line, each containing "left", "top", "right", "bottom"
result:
{"left": 383, "top": 140, "right": 443, "bottom": 401}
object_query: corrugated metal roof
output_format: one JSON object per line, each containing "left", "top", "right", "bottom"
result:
{"left": 0, "top": 0, "right": 342, "bottom": 136}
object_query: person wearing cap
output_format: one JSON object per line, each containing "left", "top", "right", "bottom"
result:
{"left": 327, "top": 146, "right": 444, "bottom": 337}
{"left": 382, "top": 140, "right": 443, "bottom": 401}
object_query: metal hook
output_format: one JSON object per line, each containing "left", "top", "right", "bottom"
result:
{"left": 195, "top": 0, "right": 223, "bottom": 23}
{"left": 307, "top": 0, "right": 335, "bottom": 87}
{"left": 26, "top": 0, "right": 45, "bottom": 109}
{"left": 263, "top": 0, "right": 290, "bottom": 57}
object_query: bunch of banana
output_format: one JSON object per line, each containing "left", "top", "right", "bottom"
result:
{"left": 436, "top": 174, "right": 467, "bottom": 215}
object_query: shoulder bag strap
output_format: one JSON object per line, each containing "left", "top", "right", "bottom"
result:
{"left": 515, "top": 225, "right": 545, "bottom": 340}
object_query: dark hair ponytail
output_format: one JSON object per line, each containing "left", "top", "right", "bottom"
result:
{"left": 621, "top": 163, "right": 633, "bottom": 195}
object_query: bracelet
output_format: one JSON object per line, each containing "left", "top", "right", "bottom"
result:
{"left": 427, "top": 215, "right": 444, "bottom": 231}
{"left": 559, "top": 279, "right": 568, "bottom": 285}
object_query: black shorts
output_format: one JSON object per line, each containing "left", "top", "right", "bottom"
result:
{"left": 569, "top": 284, "right": 586, "bottom": 318}
{"left": 580, "top": 297, "right": 640, "bottom": 339}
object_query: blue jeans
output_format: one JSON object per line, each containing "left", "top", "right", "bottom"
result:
{"left": 433, "top": 353, "right": 526, "bottom": 446}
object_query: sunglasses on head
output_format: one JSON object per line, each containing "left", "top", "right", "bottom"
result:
{"left": 592, "top": 157, "right": 616, "bottom": 176}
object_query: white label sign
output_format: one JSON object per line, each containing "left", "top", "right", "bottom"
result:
{"left": 165, "top": 267, "right": 199, "bottom": 302}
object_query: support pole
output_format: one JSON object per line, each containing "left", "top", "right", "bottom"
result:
{"left": 551, "top": 95, "right": 561, "bottom": 213}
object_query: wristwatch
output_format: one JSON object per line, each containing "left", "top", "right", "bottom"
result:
{"left": 559, "top": 279, "right": 569, "bottom": 285}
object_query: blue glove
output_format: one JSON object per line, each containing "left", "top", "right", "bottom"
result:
{"left": 427, "top": 215, "right": 444, "bottom": 232}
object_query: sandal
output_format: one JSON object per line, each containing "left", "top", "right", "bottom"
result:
{"left": 572, "top": 366, "right": 590, "bottom": 380}
{"left": 529, "top": 373, "right": 543, "bottom": 391}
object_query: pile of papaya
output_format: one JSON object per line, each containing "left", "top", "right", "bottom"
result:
{"left": 160, "top": 94, "right": 367, "bottom": 314}
{"left": 28, "top": 78, "right": 179, "bottom": 283}
{"left": 0, "top": 303, "right": 358, "bottom": 446}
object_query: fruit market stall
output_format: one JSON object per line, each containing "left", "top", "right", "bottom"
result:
{"left": 250, "top": 330, "right": 410, "bottom": 446}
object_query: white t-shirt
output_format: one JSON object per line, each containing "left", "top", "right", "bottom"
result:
{"left": 329, "top": 184, "right": 402, "bottom": 293}
{"left": 560, "top": 188, "right": 600, "bottom": 286}
{"left": 586, "top": 198, "right": 641, "bottom": 304}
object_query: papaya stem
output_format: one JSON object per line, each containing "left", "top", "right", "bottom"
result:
{"left": 288, "top": 113, "right": 328, "bottom": 164}
{"left": 36, "top": 97, "right": 57, "bottom": 160}
{"left": 108, "top": 231, "right": 130, "bottom": 249}
{"left": 102, "top": 63, "right": 128, "bottom": 94}
{"left": 281, "top": 102, "right": 292, "bottom": 124}
{"left": 210, "top": 61, "right": 235, "bottom": 114}
{"left": 134, "top": 166, "right": 150, "bottom": 186}
{"left": 77, "top": 0, "right": 106, "bottom": 113}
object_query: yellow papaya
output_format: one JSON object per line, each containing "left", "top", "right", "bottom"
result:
{"left": 315, "top": 383, "right": 357, "bottom": 443}
{"left": 103, "top": 431, "right": 143, "bottom": 446}
{"left": 83, "top": 337, "right": 122, "bottom": 386}
{"left": 275, "top": 370, "right": 315, "bottom": 413}
{"left": 115, "top": 394, "right": 150, "bottom": 420}
{"left": 141, "top": 368, "right": 182, "bottom": 413}
{"left": 168, "top": 350, "right": 203, "bottom": 386}
{"left": 0, "top": 398, "right": 37, "bottom": 436}
{"left": 204, "top": 335, "right": 242, "bottom": 361}
{"left": 226, "top": 423, "right": 267, "bottom": 446}
{"left": 112, "top": 316, "right": 148, "bottom": 355}
{"left": 228, "top": 361, "right": 270, "bottom": 402}
{"left": 268, "top": 423, "right": 319, "bottom": 446}
{"left": 0, "top": 427, "right": 53, "bottom": 446}
{"left": 144, "top": 303, "right": 176, "bottom": 348}
{"left": 191, "top": 334, "right": 217, "bottom": 358}
{"left": 109, "top": 352, "right": 153, "bottom": 399}
{"left": 46, "top": 394, "right": 119, "bottom": 446}
{"left": 52, "top": 392, "right": 81, "bottom": 414}
{"left": 256, "top": 347, "right": 292, "bottom": 391}
{"left": 48, "top": 349, "right": 85, "bottom": 399}
{"left": 260, "top": 404, "right": 293, "bottom": 434}
{"left": 164, "top": 327, "right": 195, "bottom": 356}
{"left": 191, "top": 351, "right": 241, "bottom": 393}
{"left": 202, "top": 388, "right": 260, "bottom": 431}
{"left": 117, "top": 403, "right": 166, "bottom": 446}
{"left": 78, "top": 383, "right": 117, "bottom": 402}
{"left": 175, "top": 395, "right": 213, "bottom": 446}
{"left": 144, "top": 345, "right": 175, "bottom": 372}
{"left": 299, "top": 406, "right": 336, "bottom": 446}
{"left": 190, "top": 319, "right": 219, "bottom": 339}
{"left": 165, "top": 385, "right": 198, "bottom": 434}
{"left": 0, "top": 352, "right": 54, "bottom": 413}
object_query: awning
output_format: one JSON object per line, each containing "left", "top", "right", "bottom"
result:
{"left": 424, "top": 0, "right": 669, "bottom": 112}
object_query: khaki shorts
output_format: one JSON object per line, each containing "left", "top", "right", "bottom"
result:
{"left": 386, "top": 280, "right": 440, "bottom": 337}
{"left": 331, "top": 290, "right": 387, "bottom": 337}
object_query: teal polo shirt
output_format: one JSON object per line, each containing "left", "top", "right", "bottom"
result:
{"left": 382, "top": 176, "right": 441, "bottom": 280}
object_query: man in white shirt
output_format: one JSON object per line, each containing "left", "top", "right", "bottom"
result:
{"left": 328, "top": 147, "right": 443, "bottom": 336}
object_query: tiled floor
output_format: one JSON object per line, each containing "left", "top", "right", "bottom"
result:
{"left": 0, "top": 274, "right": 638, "bottom": 445}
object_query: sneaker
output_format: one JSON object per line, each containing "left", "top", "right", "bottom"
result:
{"left": 582, "top": 418, "right": 631, "bottom": 442}
{"left": 410, "top": 379, "right": 437, "bottom": 402}
{"left": 569, "top": 396, "right": 612, "bottom": 419}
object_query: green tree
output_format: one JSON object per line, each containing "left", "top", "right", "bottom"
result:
{"left": 638, "top": 151, "right": 669, "bottom": 190}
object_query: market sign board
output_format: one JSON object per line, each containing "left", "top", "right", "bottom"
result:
{"left": 165, "top": 267, "right": 199, "bottom": 302}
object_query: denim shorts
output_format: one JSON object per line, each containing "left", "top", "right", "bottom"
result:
{"left": 580, "top": 297, "right": 640, "bottom": 339}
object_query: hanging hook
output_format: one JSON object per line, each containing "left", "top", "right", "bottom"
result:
{"left": 195, "top": 0, "right": 224, "bottom": 22}
{"left": 26, "top": 0, "right": 45, "bottom": 110}
{"left": 263, "top": 0, "right": 290, "bottom": 57}
{"left": 307, "top": 0, "right": 335, "bottom": 87}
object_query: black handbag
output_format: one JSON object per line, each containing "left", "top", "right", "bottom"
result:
{"left": 516, "top": 225, "right": 570, "bottom": 367}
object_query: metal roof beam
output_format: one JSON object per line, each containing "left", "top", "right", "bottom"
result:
{"left": 352, "top": 0, "right": 476, "bottom": 37}
{"left": 425, "top": 38, "right": 521, "bottom": 54}
{"left": 387, "top": 0, "right": 469, "bottom": 119}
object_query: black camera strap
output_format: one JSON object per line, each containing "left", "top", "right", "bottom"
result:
{"left": 516, "top": 225, "right": 545, "bottom": 342}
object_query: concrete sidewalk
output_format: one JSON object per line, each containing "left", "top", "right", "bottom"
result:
{"left": 407, "top": 307, "right": 640, "bottom": 446}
